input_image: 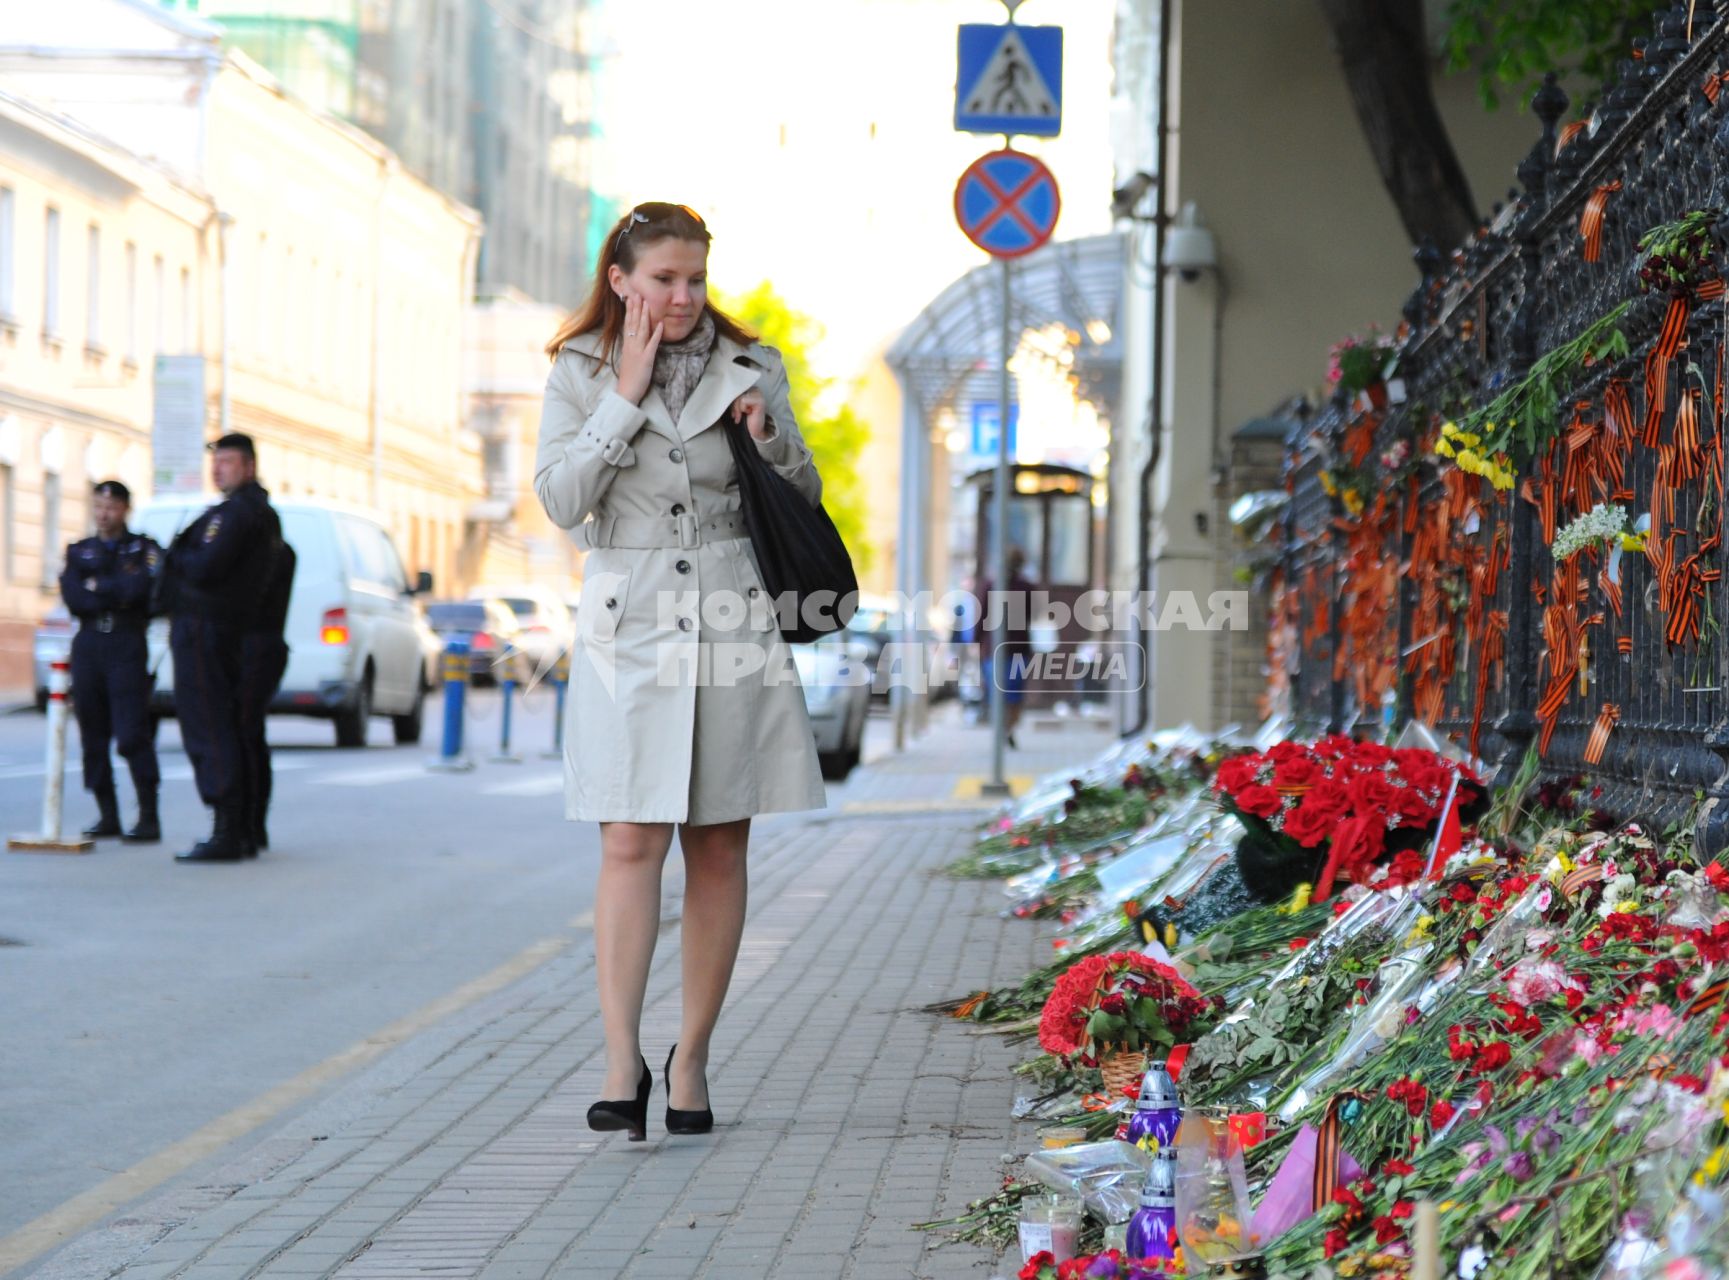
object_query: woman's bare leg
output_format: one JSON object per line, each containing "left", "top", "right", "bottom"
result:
{"left": 595, "top": 820, "right": 675, "bottom": 1098}
{"left": 669, "top": 817, "right": 750, "bottom": 1108}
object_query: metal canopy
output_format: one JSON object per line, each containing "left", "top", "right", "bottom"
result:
{"left": 886, "top": 231, "right": 1125, "bottom": 417}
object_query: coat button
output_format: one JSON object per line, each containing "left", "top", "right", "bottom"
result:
{"left": 748, "top": 586, "right": 760, "bottom": 598}
{"left": 676, "top": 560, "right": 691, "bottom": 574}
{"left": 669, "top": 447, "right": 684, "bottom": 463}
{"left": 671, "top": 503, "right": 685, "bottom": 516}
{"left": 677, "top": 616, "right": 693, "bottom": 632}
{"left": 605, "top": 597, "right": 617, "bottom": 609}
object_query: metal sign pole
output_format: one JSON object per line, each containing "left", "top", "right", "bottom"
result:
{"left": 986, "top": 249, "right": 1012, "bottom": 796}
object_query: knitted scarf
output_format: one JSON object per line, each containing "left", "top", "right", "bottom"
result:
{"left": 650, "top": 310, "right": 717, "bottom": 426}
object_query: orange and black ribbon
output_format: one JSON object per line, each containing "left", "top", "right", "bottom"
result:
{"left": 1562, "top": 863, "right": 1606, "bottom": 898}
{"left": 1687, "top": 975, "right": 1729, "bottom": 1018}
{"left": 1584, "top": 703, "right": 1620, "bottom": 765}
{"left": 1644, "top": 295, "right": 1691, "bottom": 446}
{"left": 1704, "top": 71, "right": 1729, "bottom": 104}
{"left": 1313, "top": 1091, "right": 1369, "bottom": 1212}
{"left": 1556, "top": 119, "right": 1591, "bottom": 155}
{"left": 1581, "top": 181, "right": 1622, "bottom": 262}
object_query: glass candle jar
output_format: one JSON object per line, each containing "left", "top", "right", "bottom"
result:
{"left": 1019, "top": 1192, "right": 1083, "bottom": 1262}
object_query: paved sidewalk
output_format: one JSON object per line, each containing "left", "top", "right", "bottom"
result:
{"left": 21, "top": 706, "right": 1114, "bottom": 1280}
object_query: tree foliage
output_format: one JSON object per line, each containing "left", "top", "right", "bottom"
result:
{"left": 1441, "top": 0, "right": 1658, "bottom": 109}
{"left": 717, "top": 282, "right": 874, "bottom": 573}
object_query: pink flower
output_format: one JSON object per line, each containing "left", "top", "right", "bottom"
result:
{"left": 1504, "top": 959, "right": 1576, "bottom": 1008}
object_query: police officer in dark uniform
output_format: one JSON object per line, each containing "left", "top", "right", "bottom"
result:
{"left": 59, "top": 480, "right": 163, "bottom": 843}
{"left": 238, "top": 534, "right": 294, "bottom": 851}
{"left": 162, "top": 433, "right": 283, "bottom": 863}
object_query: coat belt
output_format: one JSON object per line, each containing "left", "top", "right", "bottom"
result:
{"left": 573, "top": 510, "right": 748, "bottom": 550}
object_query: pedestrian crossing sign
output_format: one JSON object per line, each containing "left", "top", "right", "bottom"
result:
{"left": 955, "top": 24, "right": 1062, "bottom": 138}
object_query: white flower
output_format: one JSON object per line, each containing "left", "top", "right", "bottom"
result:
{"left": 1598, "top": 873, "right": 1639, "bottom": 918}
{"left": 1552, "top": 503, "right": 1628, "bottom": 562}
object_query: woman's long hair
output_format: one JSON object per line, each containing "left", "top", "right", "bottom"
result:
{"left": 544, "top": 202, "right": 755, "bottom": 369}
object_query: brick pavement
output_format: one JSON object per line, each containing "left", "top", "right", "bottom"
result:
{"left": 24, "top": 707, "right": 1113, "bottom": 1280}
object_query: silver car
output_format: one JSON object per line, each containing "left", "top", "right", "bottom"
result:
{"left": 793, "top": 635, "right": 874, "bottom": 779}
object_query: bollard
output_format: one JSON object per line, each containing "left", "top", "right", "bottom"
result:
{"left": 492, "top": 651, "right": 523, "bottom": 764}
{"left": 428, "top": 637, "right": 474, "bottom": 772}
{"left": 10, "top": 657, "right": 94, "bottom": 853}
{"left": 542, "top": 650, "right": 570, "bottom": 759}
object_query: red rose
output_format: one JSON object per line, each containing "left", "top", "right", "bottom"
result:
{"left": 1373, "top": 1215, "right": 1402, "bottom": 1244}
{"left": 1215, "top": 755, "right": 1259, "bottom": 795}
{"left": 1302, "top": 779, "right": 1351, "bottom": 820}
{"left": 1395, "top": 785, "right": 1437, "bottom": 825}
{"left": 1323, "top": 1228, "right": 1351, "bottom": 1258}
{"left": 1268, "top": 741, "right": 1311, "bottom": 764}
{"left": 1348, "top": 771, "right": 1400, "bottom": 813}
{"left": 1281, "top": 801, "right": 1335, "bottom": 848}
{"left": 1100, "top": 993, "right": 1128, "bottom": 1015}
{"left": 1235, "top": 785, "right": 1282, "bottom": 819}
{"left": 1349, "top": 740, "right": 1393, "bottom": 766}
{"left": 1273, "top": 756, "right": 1322, "bottom": 791}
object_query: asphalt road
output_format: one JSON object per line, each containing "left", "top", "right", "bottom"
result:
{"left": 0, "top": 689, "right": 880, "bottom": 1243}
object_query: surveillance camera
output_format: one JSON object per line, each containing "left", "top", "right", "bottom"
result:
{"left": 1166, "top": 202, "right": 1217, "bottom": 279}
{"left": 1111, "top": 171, "right": 1156, "bottom": 222}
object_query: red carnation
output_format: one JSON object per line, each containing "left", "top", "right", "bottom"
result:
{"left": 1323, "top": 1228, "right": 1351, "bottom": 1258}
{"left": 1430, "top": 1099, "right": 1456, "bottom": 1128}
{"left": 1472, "top": 1041, "right": 1513, "bottom": 1075}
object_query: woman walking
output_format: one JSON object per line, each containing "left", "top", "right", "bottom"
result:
{"left": 534, "top": 203, "right": 829, "bottom": 1141}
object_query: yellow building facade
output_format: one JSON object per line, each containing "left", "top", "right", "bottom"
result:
{"left": 0, "top": 90, "right": 210, "bottom": 689}
{"left": 0, "top": 0, "right": 488, "bottom": 694}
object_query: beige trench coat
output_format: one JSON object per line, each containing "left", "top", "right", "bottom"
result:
{"left": 533, "top": 326, "right": 829, "bottom": 824}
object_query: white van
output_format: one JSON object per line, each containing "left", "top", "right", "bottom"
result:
{"left": 133, "top": 499, "right": 434, "bottom": 748}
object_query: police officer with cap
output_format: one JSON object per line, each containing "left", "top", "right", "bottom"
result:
{"left": 162, "top": 432, "right": 283, "bottom": 863}
{"left": 59, "top": 480, "right": 164, "bottom": 842}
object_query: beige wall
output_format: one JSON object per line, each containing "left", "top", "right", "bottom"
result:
{"left": 464, "top": 296, "right": 584, "bottom": 595}
{"left": 1128, "top": 0, "right": 1542, "bottom": 732}
{"left": 0, "top": 93, "right": 208, "bottom": 689}
{"left": 208, "top": 58, "right": 482, "bottom": 597}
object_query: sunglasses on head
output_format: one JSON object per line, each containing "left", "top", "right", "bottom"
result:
{"left": 617, "top": 202, "right": 705, "bottom": 248}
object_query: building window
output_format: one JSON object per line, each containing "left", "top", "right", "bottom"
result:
{"left": 124, "top": 241, "right": 137, "bottom": 362}
{"left": 40, "top": 470, "right": 61, "bottom": 589}
{"left": 86, "top": 224, "right": 101, "bottom": 352}
{"left": 180, "top": 266, "right": 192, "bottom": 351}
{"left": 0, "top": 463, "right": 13, "bottom": 582}
{"left": 0, "top": 187, "right": 14, "bottom": 321}
{"left": 43, "top": 207, "right": 61, "bottom": 337}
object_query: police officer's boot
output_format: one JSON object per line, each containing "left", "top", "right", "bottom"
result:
{"left": 122, "top": 789, "right": 161, "bottom": 845}
{"left": 175, "top": 803, "right": 249, "bottom": 863}
{"left": 82, "top": 788, "right": 122, "bottom": 840}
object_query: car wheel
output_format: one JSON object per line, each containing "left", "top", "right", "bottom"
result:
{"left": 335, "top": 672, "right": 372, "bottom": 748}
{"left": 392, "top": 679, "right": 425, "bottom": 745}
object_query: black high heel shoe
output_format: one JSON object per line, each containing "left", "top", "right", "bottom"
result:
{"left": 587, "top": 1054, "right": 653, "bottom": 1142}
{"left": 663, "top": 1043, "right": 714, "bottom": 1135}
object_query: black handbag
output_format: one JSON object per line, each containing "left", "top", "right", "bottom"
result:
{"left": 724, "top": 419, "right": 858, "bottom": 644}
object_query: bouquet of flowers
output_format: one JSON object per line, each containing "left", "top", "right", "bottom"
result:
{"left": 1037, "top": 951, "right": 1214, "bottom": 1068}
{"left": 1328, "top": 330, "right": 1398, "bottom": 397}
{"left": 1212, "top": 737, "right": 1483, "bottom": 902}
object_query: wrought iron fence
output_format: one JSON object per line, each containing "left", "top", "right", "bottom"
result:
{"left": 1278, "top": 1, "right": 1729, "bottom": 849}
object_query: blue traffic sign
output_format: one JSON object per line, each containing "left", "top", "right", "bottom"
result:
{"left": 954, "top": 149, "right": 1061, "bottom": 258}
{"left": 955, "top": 24, "right": 1062, "bottom": 137}
{"left": 970, "top": 402, "right": 1019, "bottom": 458}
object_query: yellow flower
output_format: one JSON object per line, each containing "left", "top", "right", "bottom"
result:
{"left": 1700, "top": 1144, "right": 1727, "bottom": 1184}
{"left": 1282, "top": 883, "right": 1313, "bottom": 915}
{"left": 1614, "top": 899, "right": 1639, "bottom": 913}
{"left": 1435, "top": 438, "right": 1456, "bottom": 458}
{"left": 1455, "top": 430, "right": 1481, "bottom": 448}
{"left": 1456, "top": 449, "right": 1482, "bottom": 473}
{"left": 1321, "top": 472, "right": 1339, "bottom": 497}
{"left": 1620, "top": 532, "right": 1647, "bottom": 552}
{"left": 1405, "top": 914, "right": 1436, "bottom": 945}
{"left": 1441, "top": 420, "right": 1459, "bottom": 437}
{"left": 1163, "top": 921, "right": 1178, "bottom": 950}
{"left": 1343, "top": 489, "right": 1365, "bottom": 517}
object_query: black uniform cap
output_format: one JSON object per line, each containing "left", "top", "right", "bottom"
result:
{"left": 92, "top": 479, "right": 131, "bottom": 503}
{"left": 208, "top": 432, "right": 256, "bottom": 459}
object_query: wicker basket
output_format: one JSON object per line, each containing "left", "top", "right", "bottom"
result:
{"left": 1099, "top": 1049, "right": 1146, "bottom": 1098}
